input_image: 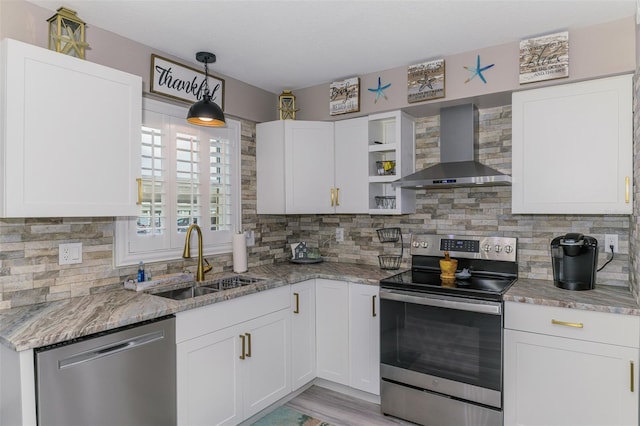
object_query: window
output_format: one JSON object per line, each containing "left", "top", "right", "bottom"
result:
{"left": 115, "top": 98, "right": 241, "bottom": 266}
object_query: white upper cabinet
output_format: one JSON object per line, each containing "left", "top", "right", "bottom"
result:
{"left": 256, "top": 111, "right": 415, "bottom": 215}
{"left": 284, "top": 121, "right": 336, "bottom": 214}
{"left": 511, "top": 74, "right": 632, "bottom": 214}
{"left": 334, "top": 117, "right": 369, "bottom": 213}
{"left": 367, "top": 111, "right": 416, "bottom": 215}
{"left": 256, "top": 119, "right": 368, "bottom": 214}
{"left": 0, "top": 38, "right": 142, "bottom": 217}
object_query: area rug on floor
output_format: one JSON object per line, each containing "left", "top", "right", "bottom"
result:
{"left": 251, "top": 405, "right": 332, "bottom": 426}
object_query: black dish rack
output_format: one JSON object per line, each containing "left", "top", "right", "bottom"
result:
{"left": 377, "top": 227, "right": 403, "bottom": 270}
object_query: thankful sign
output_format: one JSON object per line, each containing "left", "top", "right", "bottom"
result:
{"left": 150, "top": 54, "right": 225, "bottom": 108}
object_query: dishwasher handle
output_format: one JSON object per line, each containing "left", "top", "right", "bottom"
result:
{"left": 58, "top": 330, "right": 165, "bottom": 370}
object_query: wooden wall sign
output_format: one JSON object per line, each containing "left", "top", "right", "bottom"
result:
{"left": 329, "top": 77, "right": 360, "bottom": 116}
{"left": 519, "top": 31, "right": 569, "bottom": 84}
{"left": 150, "top": 54, "right": 225, "bottom": 108}
{"left": 407, "top": 59, "right": 445, "bottom": 103}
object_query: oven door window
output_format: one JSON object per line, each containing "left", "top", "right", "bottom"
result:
{"left": 381, "top": 298, "right": 502, "bottom": 391}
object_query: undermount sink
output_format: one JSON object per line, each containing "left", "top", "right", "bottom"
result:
{"left": 201, "top": 275, "right": 266, "bottom": 291}
{"left": 152, "top": 285, "right": 217, "bottom": 300}
{"left": 151, "top": 275, "right": 266, "bottom": 300}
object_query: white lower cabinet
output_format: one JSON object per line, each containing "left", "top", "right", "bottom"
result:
{"left": 291, "top": 280, "right": 316, "bottom": 391}
{"left": 349, "top": 283, "right": 380, "bottom": 394}
{"left": 315, "top": 279, "right": 350, "bottom": 385}
{"left": 504, "top": 302, "right": 640, "bottom": 426}
{"left": 315, "top": 279, "right": 380, "bottom": 395}
{"left": 176, "top": 287, "right": 290, "bottom": 425}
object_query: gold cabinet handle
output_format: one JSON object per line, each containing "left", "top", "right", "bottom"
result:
{"left": 625, "top": 176, "right": 630, "bottom": 204}
{"left": 239, "top": 334, "right": 246, "bottom": 360}
{"left": 335, "top": 187, "right": 340, "bottom": 206}
{"left": 551, "top": 319, "right": 584, "bottom": 328}
{"left": 293, "top": 292, "right": 300, "bottom": 314}
{"left": 245, "top": 333, "right": 252, "bottom": 358}
{"left": 330, "top": 188, "right": 335, "bottom": 207}
{"left": 136, "top": 178, "right": 143, "bottom": 205}
{"left": 372, "top": 295, "right": 377, "bottom": 317}
{"left": 631, "top": 361, "right": 635, "bottom": 392}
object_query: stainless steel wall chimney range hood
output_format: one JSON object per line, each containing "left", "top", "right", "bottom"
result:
{"left": 392, "top": 104, "right": 511, "bottom": 189}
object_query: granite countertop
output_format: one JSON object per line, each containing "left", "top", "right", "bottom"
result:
{"left": 0, "top": 261, "right": 395, "bottom": 351}
{"left": 2, "top": 261, "right": 639, "bottom": 352}
{"left": 505, "top": 278, "right": 640, "bottom": 316}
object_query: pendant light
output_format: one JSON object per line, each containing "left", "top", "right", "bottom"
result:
{"left": 187, "top": 51, "right": 226, "bottom": 127}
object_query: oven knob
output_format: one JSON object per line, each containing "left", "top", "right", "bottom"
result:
{"left": 505, "top": 245, "right": 513, "bottom": 254}
{"left": 494, "top": 245, "right": 502, "bottom": 253}
{"left": 483, "top": 244, "right": 491, "bottom": 252}
{"left": 413, "top": 241, "right": 420, "bottom": 248}
{"left": 420, "top": 241, "right": 428, "bottom": 248}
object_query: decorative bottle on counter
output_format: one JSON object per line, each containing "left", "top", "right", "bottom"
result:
{"left": 137, "top": 261, "right": 145, "bottom": 282}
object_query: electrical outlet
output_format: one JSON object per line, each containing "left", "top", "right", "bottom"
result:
{"left": 335, "top": 227, "right": 344, "bottom": 242}
{"left": 604, "top": 234, "right": 619, "bottom": 253}
{"left": 59, "top": 243, "right": 82, "bottom": 265}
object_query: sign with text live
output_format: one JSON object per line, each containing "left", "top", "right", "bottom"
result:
{"left": 150, "top": 54, "right": 225, "bottom": 109}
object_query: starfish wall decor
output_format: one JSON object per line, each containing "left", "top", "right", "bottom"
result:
{"left": 464, "top": 55, "right": 495, "bottom": 84}
{"left": 368, "top": 77, "right": 391, "bottom": 103}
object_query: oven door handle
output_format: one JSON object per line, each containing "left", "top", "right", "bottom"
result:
{"left": 379, "top": 288, "right": 502, "bottom": 315}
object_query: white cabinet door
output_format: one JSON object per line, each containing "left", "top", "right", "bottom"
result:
{"left": 348, "top": 283, "right": 380, "bottom": 395}
{"left": 177, "top": 309, "right": 290, "bottom": 425}
{"left": 176, "top": 287, "right": 290, "bottom": 425}
{"left": 504, "top": 329, "right": 639, "bottom": 426}
{"left": 291, "top": 280, "right": 316, "bottom": 391}
{"left": 256, "top": 121, "right": 286, "bottom": 214}
{"left": 512, "top": 74, "right": 632, "bottom": 214}
{"left": 256, "top": 118, "right": 369, "bottom": 215}
{"left": 242, "top": 309, "right": 291, "bottom": 418}
{"left": 334, "top": 117, "right": 369, "bottom": 213}
{"left": 285, "top": 121, "right": 335, "bottom": 214}
{"left": 1, "top": 38, "right": 142, "bottom": 217}
{"left": 315, "top": 279, "right": 349, "bottom": 385}
{"left": 176, "top": 325, "right": 242, "bottom": 426}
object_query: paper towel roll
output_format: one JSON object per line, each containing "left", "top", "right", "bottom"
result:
{"left": 233, "top": 233, "right": 248, "bottom": 273}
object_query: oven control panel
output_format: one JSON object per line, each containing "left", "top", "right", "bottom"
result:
{"left": 411, "top": 234, "right": 517, "bottom": 262}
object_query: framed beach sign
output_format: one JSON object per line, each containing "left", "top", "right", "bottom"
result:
{"left": 519, "top": 31, "right": 569, "bottom": 84}
{"left": 407, "top": 59, "right": 445, "bottom": 103}
{"left": 329, "top": 77, "right": 360, "bottom": 116}
{"left": 150, "top": 54, "right": 225, "bottom": 109}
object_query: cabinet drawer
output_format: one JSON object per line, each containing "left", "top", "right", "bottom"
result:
{"left": 505, "top": 302, "right": 640, "bottom": 347}
{"left": 176, "top": 286, "right": 290, "bottom": 343}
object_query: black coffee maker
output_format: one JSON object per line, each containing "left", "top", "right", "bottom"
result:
{"left": 550, "top": 233, "right": 598, "bottom": 290}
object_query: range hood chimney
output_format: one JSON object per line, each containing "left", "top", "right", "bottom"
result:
{"left": 392, "top": 104, "right": 511, "bottom": 189}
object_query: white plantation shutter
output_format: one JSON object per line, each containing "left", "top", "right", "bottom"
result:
{"left": 114, "top": 98, "right": 241, "bottom": 266}
{"left": 209, "top": 137, "right": 233, "bottom": 231}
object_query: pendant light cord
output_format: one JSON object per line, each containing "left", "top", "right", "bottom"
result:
{"left": 202, "top": 61, "right": 210, "bottom": 97}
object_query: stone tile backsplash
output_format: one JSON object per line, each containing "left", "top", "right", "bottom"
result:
{"left": 0, "top": 105, "right": 635, "bottom": 310}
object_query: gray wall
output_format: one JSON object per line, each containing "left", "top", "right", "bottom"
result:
{"left": 0, "top": 0, "right": 278, "bottom": 123}
{"left": 295, "top": 17, "right": 636, "bottom": 121}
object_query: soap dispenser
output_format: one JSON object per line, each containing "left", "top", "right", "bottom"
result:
{"left": 137, "top": 261, "right": 145, "bottom": 283}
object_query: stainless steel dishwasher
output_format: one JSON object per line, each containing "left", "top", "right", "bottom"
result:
{"left": 34, "top": 315, "right": 176, "bottom": 426}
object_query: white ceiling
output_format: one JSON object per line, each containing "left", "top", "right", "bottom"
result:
{"left": 28, "top": 0, "right": 637, "bottom": 94}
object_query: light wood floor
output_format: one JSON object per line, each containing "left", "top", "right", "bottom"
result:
{"left": 285, "top": 385, "right": 416, "bottom": 426}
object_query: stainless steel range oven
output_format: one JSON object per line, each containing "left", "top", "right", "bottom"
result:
{"left": 379, "top": 234, "right": 517, "bottom": 426}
